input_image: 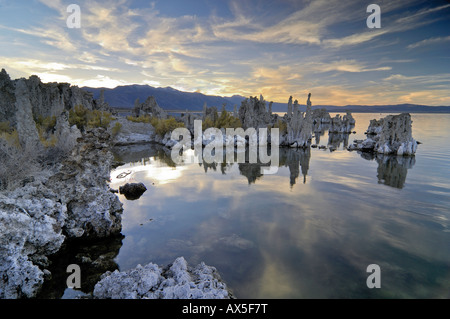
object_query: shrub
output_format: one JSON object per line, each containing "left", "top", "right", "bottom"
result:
{"left": 202, "top": 108, "right": 241, "bottom": 130}
{"left": 69, "top": 105, "right": 115, "bottom": 131}
{"left": 111, "top": 122, "right": 123, "bottom": 137}
{"left": 202, "top": 117, "right": 215, "bottom": 131}
{"left": 37, "top": 125, "right": 58, "bottom": 148}
{"left": 35, "top": 115, "right": 56, "bottom": 133}
{"left": 152, "top": 117, "right": 185, "bottom": 137}
{"left": 0, "top": 121, "right": 12, "bottom": 134}
{"left": 126, "top": 115, "right": 185, "bottom": 137}
{"left": 0, "top": 129, "right": 20, "bottom": 148}
{"left": 216, "top": 109, "right": 241, "bottom": 129}
{"left": 69, "top": 104, "right": 88, "bottom": 130}
{"left": 0, "top": 135, "right": 44, "bottom": 191}
{"left": 87, "top": 109, "right": 113, "bottom": 129}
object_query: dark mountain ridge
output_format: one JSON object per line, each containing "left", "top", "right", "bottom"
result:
{"left": 83, "top": 85, "right": 450, "bottom": 113}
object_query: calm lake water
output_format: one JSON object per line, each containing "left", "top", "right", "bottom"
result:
{"left": 108, "top": 113, "right": 450, "bottom": 299}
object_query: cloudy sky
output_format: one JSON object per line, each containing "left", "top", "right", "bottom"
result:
{"left": 1, "top": 0, "right": 449, "bottom": 105}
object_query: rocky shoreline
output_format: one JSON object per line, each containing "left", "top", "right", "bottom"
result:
{"left": 0, "top": 128, "right": 123, "bottom": 298}
{"left": 0, "top": 70, "right": 232, "bottom": 299}
{"left": 0, "top": 70, "right": 418, "bottom": 299}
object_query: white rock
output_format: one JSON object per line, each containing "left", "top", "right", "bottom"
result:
{"left": 93, "top": 257, "right": 232, "bottom": 299}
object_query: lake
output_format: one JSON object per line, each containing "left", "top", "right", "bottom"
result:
{"left": 105, "top": 113, "right": 450, "bottom": 299}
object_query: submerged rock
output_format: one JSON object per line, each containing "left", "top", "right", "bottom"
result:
{"left": 119, "top": 182, "right": 147, "bottom": 200}
{"left": 93, "top": 257, "right": 232, "bottom": 299}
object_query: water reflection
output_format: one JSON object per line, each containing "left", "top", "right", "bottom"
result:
{"left": 36, "top": 235, "right": 123, "bottom": 299}
{"left": 358, "top": 152, "right": 416, "bottom": 189}
{"left": 112, "top": 139, "right": 419, "bottom": 192}
{"left": 279, "top": 148, "right": 311, "bottom": 186}
{"left": 313, "top": 123, "right": 330, "bottom": 145}
{"left": 108, "top": 114, "right": 450, "bottom": 299}
{"left": 113, "top": 143, "right": 313, "bottom": 188}
{"left": 327, "top": 133, "right": 350, "bottom": 151}
{"left": 112, "top": 143, "right": 176, "bottom": 167}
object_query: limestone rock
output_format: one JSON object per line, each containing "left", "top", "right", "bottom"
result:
{"left": 134, "top": 96, "right": 168, "bottom": 119}
{"left": 14, "top": 79, "right": 41, "bottom": 149}
{"left": 238, "top": 96, "right": 271, "bottom": 130}
{"left": 286, "top": 94, "right": 313, "bottom": 148}
{"left": 93, "top": 257, "right": 232, "bottom": 299}
{"left": 287, "top": 96, "right": 293, "bottom": 117}
{"left": 94, "top": 89, "right": 113, "bottom": 113}
{"left": 0, "top": 188, "right": 66, "bottom": 298}
{"left": 119, "top": 183, "right": 147, "bottom": 200}
{"left": 344, "top": 111, "right": 356, "bottom": 125}
{"left": 109, "top": 117, "right": 155, "bottom": 146}
{"left": 47, "top": 128, "right": 123, "bottom": 239}
{"left": 348, "top": 113, "right": 417, "bottom": 156}
{"left": 54, "top": 111, "right": 82, "bottom": 153}
{"left": 0, "top": 69, "right": 16, "bottom": 126}
{"left": 329, "top": 113, "right": 354, "bottom": 133}
{"left": 0, "top": 69, "right": 108, "bottom": 134}
{"left": 312, "top": 108, "right": 331, "bottom": 124}
{"left": 375, "top": 113, "right": 417, "bottom": 155}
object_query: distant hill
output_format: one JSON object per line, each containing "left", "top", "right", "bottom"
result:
{"left": 318, "top": 104, "right": 450, "bottom": 113}
{"left": 82, "top": 85, "right": 450, "bottom": 113}
{"left": 82, "top": 85, "right": 246, "bottom": 111}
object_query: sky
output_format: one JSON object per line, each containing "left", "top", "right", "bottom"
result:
{"left": 0, "top": 0, "right": 449, "bottom": 106}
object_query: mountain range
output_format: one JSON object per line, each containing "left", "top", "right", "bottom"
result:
{"left": 82, "top": 85, "right": 450, "bottom": 113}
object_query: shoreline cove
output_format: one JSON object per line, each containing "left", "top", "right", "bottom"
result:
{"left": 1, "top": 70, "right": 447, "bottom": 300}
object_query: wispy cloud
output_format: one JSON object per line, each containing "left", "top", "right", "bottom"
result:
{"left": 383, "top": 73, "right": 450, "bottom": 84}
{"left": 308, "top": 60, "right": 392, "bottom": 73}
{"left": 322, "top": 2, "right": 450, "bottom": 48}
{"left": 0, "top": 24, "right": 77, "bottom": 51}
{"left": 2, "top": 0, "right": 449, "bottom": 106}
{"left": 407, "top": 35, "right": 450, "bottom": 49}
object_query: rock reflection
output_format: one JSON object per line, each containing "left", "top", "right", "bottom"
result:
{"left": 327, "top": 133, "right": 350, "bottom": 151}
{"left": 112, "top": 143, "right": 176, "bottom": 168}
{"left": 113, "top": 144, "right": 312, "bottom": 188}
{"left": 279, "top": 148, "right": 311, "bottom": 186}
{"left": 358, "top": 152, "right": 416, "bottom": 189}
{"left": 376, "top": 155, "right": 416, "bottom": 189}
{"left": 36, "top": 235, "right": 123, "bottom": 299}
{"left": 237, "top": 148, "right": 311, "bottom": 187}
{"left": 313, "top": 123, "right": 330, "bottom": 145}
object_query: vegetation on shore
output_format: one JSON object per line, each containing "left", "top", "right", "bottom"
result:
{"left": 126, "top": 115, "right": 185, "bottom": 137}
{"left": 69, "top": 105, "right": 115, "bottom": 131}
{"left": 203, "top": 107, "right": 241, "bottom": 130}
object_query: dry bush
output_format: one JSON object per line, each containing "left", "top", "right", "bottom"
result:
{"left": 0, "top": 138, "right": 45, "bottom": 191}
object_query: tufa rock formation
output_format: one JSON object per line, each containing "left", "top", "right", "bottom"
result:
{"left": 119, "top": 182, "right": 147, "bottom": 200}
{"left": 93, "top": 257, "right": 232, "bottom": 299}
{"left": 0, "top": 69, "right": 108, "bottom": 127}
{"left": 238, "top": 95, "right": 271, "bottom": 130}
{"left": 0, "top": 128, "right": 123, "bottom": 298}
{"left": 348, "top": 113, "right": 418, "bottom": 156}
{"left": 286, "top": 93, "right": 313, "bottom": 148}
{"left": 133, "top": 96, "right": 168, "bottom": 119}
